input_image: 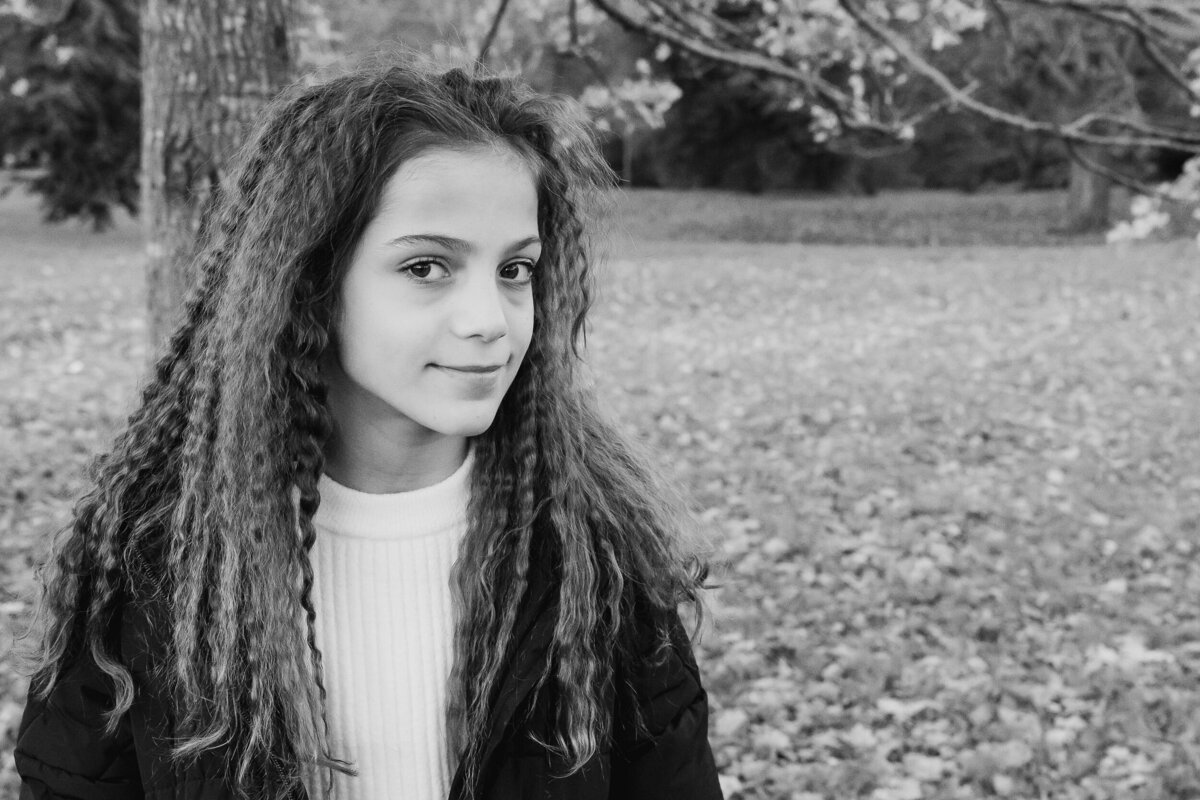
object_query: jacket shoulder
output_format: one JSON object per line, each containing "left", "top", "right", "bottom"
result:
{"left": 613, "top": 598, "right": 703, "bottom": 741}
{"left": 609, "top": 598, "right": 723, "bottom": 799}
{"left": 16, "top": 592, "right": 240, "bottom": 800}
{"left": 15, "top": 612, "right": 144, "bottom": 799}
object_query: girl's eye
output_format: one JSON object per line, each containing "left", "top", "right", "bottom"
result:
{"left": 499, "top": 259, "right": 535, "bottom": 284}
{"left": 400, "top": 258, "right": 450, "bottom": 281}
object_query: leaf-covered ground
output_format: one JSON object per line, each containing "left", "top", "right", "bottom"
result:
{"left": 1, "top": 187, "right": 1198, "bottom": 798}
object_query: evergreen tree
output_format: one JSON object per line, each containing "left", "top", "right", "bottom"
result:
{"left": 0, "top": 0, "right": 139, "bottom": 230}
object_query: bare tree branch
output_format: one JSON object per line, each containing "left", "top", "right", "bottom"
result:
{"left": 643, "top": 0, "right": 757, "bottom": 49}
{"left": 568, "top": 0, "right": 580, "bottom": 44}
{"left": 1069, "top": 111, "right": 1200, "bottom": 143}
{"left": 477, "top": 0, "right": 514, "bottom": 65}
{"left": 581, "top": 0, "right": 1200, "bottom": 214}
{"left": 564, "top": 0, "right": 613, "bottom": 87}
{"left": 587, "top": 0, "right": 1199, "bottom": 153}
{"left": 1066, "top": 140, "right": 1163, "bottom": 196}
{"left": 986, "top": 0, "right": 1016, "bottom": 36}
{"left": 587, "top": 0, "right": 900, "bottom": 138}
{"left": 1007, "top": 0, "right": 1200, "bottom": 102}
{"left": 1010, "top": 0, "right": 1200, "bottom": 45}
{"left": 838, "top": 0, "right": 1200, "bottom": 151}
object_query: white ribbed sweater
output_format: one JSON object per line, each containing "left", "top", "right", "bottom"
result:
{"left": 310, "top": 452, "right": 471, "bottom": 800}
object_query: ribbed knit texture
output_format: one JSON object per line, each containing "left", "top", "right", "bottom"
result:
{"left": 310, "top": 451, "right": 472, "bottom": 800}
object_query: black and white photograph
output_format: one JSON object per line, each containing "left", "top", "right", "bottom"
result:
{"left": 1, "top": 1, "right": 1198, "bottom": 798}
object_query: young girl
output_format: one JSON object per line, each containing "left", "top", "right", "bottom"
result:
{"left": 14, "top": 62, "right": 721, "bottom": 800}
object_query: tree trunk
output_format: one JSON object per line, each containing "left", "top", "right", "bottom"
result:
{"left": 1060, "top": 148, "right": 1113, "bottom": 234}
{"left": 142, "top": 0, "right": 293, "bottom": 347}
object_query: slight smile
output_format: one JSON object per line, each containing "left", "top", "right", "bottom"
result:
{"left": 435, "top": 364, "right": 506, "bottom": 374}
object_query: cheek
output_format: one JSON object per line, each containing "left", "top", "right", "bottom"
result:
{"left": 334, "top": 300, "right": 403, "bottom": 375}
{"left": 340, "top": 287, "right": 405, "bottom": 343}
{"left": 515, "top": 302, "right": 535, "bottom": 355}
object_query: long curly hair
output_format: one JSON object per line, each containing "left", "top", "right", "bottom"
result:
{"left": 27, "top": 61, "right": 709, "bottom": 799}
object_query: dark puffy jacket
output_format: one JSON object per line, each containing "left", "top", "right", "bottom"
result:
{"left": 15, "top": 555, "right": 723, "bottom": 800}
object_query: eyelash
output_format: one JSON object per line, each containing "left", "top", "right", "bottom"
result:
{"left": 399, "top": 258, "right": 450, "bottom": 282}
{"left": 399, "top": 258, "right": 536, "bottom": 285}
{"left": 499, "top": 259, "right": 536, "bottom": 284}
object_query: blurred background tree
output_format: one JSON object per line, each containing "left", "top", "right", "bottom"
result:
{"left": 588, "top": 0, "right": 1200, "bottom": 235}
{"left": 140, "top": 0, "right": 293, "bottom": 342}
{"left": 0, "top": 0, "right": 138, "bottom": 229}
{"left": 1, "top": 0, "right": 1198, "bottom": 333}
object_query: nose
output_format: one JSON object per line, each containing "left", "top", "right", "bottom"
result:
{"left": 449, "top": 267, "right": 508, "bottom": 343}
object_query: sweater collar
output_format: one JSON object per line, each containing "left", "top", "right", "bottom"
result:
{"left": 314, "top": 448, "right": 473, "bottom": 540}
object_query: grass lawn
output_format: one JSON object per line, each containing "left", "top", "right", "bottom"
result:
{"left": 611, "top": 187, "right": 1133, "bottom": 246}
{"left": 1, "top": 185, "right": 1198, "bottom": 798}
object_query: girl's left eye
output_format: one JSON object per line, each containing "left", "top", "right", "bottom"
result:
{"left": 499, "top": 259, "right": 535, "bottom": 283}
{"left": 400, "top": 258, "right": 450, "bottom": 281}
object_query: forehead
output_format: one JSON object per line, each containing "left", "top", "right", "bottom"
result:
{"left": 373, "top": 146, "right": 540, "bottom": 234}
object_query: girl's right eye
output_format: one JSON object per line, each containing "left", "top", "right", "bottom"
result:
{"left": 400, "top": 258, "right": 450, "bottom": 282}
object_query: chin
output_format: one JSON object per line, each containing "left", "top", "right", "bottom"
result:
{"left": 454, "top": 422, "right": 496, "bottom": 438}
{"left": 432, "top": 411, "right": 502, "bottom": 439}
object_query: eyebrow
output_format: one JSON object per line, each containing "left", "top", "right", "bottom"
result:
{"left": 386, "top": 234, "right": 542, "bottom": 252}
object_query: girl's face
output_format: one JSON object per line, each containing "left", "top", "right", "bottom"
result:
{"left": 324, "top": 145, "right": 540, "bottom": 448}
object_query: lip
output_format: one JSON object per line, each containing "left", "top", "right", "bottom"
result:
{"left": 435, "top": 364, "right": 505, "bottom": 374}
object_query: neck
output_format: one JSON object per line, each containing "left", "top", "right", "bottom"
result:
{"left": 322, "top": 426, "right": 468, "bottom": 494}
